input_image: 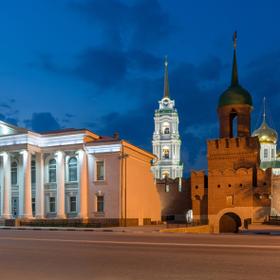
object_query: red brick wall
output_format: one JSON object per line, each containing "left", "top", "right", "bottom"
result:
{"left": 156, "top": 178, "right": 191, "bottom": 221}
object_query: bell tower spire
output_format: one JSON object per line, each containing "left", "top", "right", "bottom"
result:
{"left": 163, "top": 56, "right": 170, "bottom": 98}
{"left": 231, "top": 31, "right": 239, "bottom": 86}
{"left": 152, "top": 57, "right": 183, "bottom": 181}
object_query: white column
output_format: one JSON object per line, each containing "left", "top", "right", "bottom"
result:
{"left": 56, "top": 151, "right": 66, "bottom": 218}
{"left": 21, "top": 150, "right": 33, "bottom": 219}
{"left": 78, "top": 150, "right": 88, "bottom": 219}
{"left": 2, "top": 152, "right": 12, "bottom": 219}
{"left": 35, "top": 153, "right": 44, "bottom": 218}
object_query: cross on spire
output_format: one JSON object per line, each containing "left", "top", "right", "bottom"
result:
{"left": 231, "top": 31, "right": 239, "bottom": 86}
{"left": 263, "top": 96, "right": 266, "bottom": 121}
{"left": 163, "top": 56, "right": 170, "bottom": 98}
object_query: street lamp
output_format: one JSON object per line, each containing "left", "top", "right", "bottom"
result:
{"left": 119, "top": 152, "right": 129, "bottom": 227}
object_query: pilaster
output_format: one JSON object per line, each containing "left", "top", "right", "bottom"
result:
{"left": 78, "top": 150, "right": 88, "bottom": 219}
{"left": 2, "top": 152, "right": 12, "bottom": 219}
{"left": 56, "top": 151, "right": 66, "bottom": 219}
{"left": 20, "top": 150, "right": 33, "bottom": 219}
{"left": 35, "top": 152, "right": 45, "bottom": 218}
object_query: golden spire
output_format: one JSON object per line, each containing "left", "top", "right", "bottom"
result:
{"left": 252, "top": 97, "right": 278, "bottom": 144}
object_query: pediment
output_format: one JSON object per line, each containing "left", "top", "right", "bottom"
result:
{"left": 0, "top": 121, "right": 27, "bottom": 136}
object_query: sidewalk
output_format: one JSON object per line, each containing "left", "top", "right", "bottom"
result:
{"left": 0, "top": 224, "right": 166, "bottom": 233}
{"left": 240, "top": 224, "right": 280, "bottom": 235}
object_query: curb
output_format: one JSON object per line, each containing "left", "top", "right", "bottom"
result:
{"left": 0, "top": 226, "right": 124, "bottom": 233}
{"left": 0, "top": 226, "right": 163, "bottom": 234}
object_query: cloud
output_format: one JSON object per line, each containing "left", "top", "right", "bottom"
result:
{"left": 0, "top": 99, "right": 20, "bottom": 125}
{"left": 0, "top": 103, "right": 11, "bottom": 109}
{"left": 24, "top": 112, "right": 61, "bottom": 132}
{"left": 197, "top": 56, "right": 224, "bottom": 81}
{"left": 35, "top": 48, "right": 162, "bottom": 90}
{"left": 65, "top": 113, "right": 75, "bottom": 118}
{"left": 70, "top": 0, "right": 172, "bottom": 48}
{"left": 0, "top": 114, "right": 18, "bottom": 126}
{"left": 246, "top": 50, "right": 280, "bottom": 103}
{"left": 73, "top": 48, "right": 128, "bottom": 88}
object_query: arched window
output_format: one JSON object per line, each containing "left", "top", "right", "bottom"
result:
{"left": 162, "top": 122, "right": 170, "bottom": 135}
{"left": 162, "top": 171, "right": 169, "bottom": 179}
{"left": 49, "top": 159, "right": 56, "bottom": 183}
{"left": 11, "top": 161, "right": 17, "bottom": 185}
{"left": 229, "top": 110, "right": 238, "bottom": 138}
{"left": 163, "top": 148, "right": 169, "bottom": 159}
{"left": 68, "top": 157, "right": 78, "bottom": 182}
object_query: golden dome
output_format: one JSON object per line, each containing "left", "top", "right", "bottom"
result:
{"left": 252, "top": 120, "right": 278, "bottom": 144}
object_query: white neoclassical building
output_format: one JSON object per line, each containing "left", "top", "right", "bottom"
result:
{"left": 151, "top": 58, "right": 183, "bottom": 181}
{"left": 0, "top": 121, "right": 161, "bottom": 226}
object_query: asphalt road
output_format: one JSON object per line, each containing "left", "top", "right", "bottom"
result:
{"left": 0, "top": 230, "right": 280, "bottom": 280}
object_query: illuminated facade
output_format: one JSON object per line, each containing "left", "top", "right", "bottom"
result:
{"left": 191, "top": 33, "right": 280, "bottom": 233}
{"left": 0, "top": 121, "right": 161, "bottom": 226}
{"left": 151, "top": 58, "right": 183, "bottom": 181}
{"left": 252, "top": 98, "right": 280, "bottom": 171}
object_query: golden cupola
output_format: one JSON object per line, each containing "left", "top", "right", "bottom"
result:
{"left": 252, "top": 98, "right": 278, "bottom": 144}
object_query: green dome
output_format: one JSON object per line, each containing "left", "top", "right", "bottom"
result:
{"left": 218, "top": 37, "right": 253, "bottom": 108}
{"left": 218, "top": 84, "right": 253, "bottom": 108}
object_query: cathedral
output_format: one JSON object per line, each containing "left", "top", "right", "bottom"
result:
{"left": 252, "top": 98, "right": 280, "bottom": 171}
{"left": 191, "top": 33, "right": 280, "bottom": 233}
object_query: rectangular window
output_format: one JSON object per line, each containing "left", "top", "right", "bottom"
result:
{"left": 96, "top": 161, "right": 105, "bottom": 181}
{"left": 226, "top": 195, "right": 233, "bottom": 206}
{"left": 32, "top": 198, "right": 35, "bottom": 216}
{"left": 165, "top": 184, "right": 170, "bottom": 192}
{"left": 69, "top": 168, "right": 77, "bottom": 182}
{"left": 49, "top": 169, "right": 56, "bottom": 183}
{"left": 49, "top": 197, "right": 56, "bottom": 213}
{"left": 70, "top": 196, "right": 77, "bottom": 212}
{"left": 272, "top": 149, "right": 275, "bottom": 159}
{"left": 12, "top": 198, "right": 18, "bottom": 217}
{"left": 31, "top": 160, "right": 36, "bottom": 184}
{"left": 97, "top": 196, "right": 104, "bottom": 212}
{"left": 11, "top": 170, "right": 17, "bottom": 185}
{"left": 264, "top": 149, "right": 268, "bottom": 159}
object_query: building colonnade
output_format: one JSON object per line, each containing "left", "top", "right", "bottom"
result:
{"left": 0, "top": 149, "right": 88, "bottom": 220}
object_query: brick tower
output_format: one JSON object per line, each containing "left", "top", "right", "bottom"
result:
{"left": 191, "top": 32, "right": 272, "bottom": 233}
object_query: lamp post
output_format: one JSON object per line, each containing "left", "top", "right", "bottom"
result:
{"left": 120, "top": 151, "right": 129, "bottom": 227}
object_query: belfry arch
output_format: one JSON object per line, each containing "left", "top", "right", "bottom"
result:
{"left": 229, "top": 109, "right": 238, "bottom": 138}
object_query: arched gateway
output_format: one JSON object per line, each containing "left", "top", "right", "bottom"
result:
{"left": 219, "top": 212, "right": 242, "bottom": 233}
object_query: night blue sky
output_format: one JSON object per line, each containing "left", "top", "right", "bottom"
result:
{"left": 1, "top": 0, "right": 280, "bottom": 173}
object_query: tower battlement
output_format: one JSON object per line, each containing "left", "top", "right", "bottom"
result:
{"left": 207, "top": 136, "right": 260, "bottom": 153}
{"left": 207, "top": 136, "right": 260, "bottom": 171}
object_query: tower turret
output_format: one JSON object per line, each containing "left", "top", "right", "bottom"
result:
{"left": 218, "top": 32, "right": 253, "bottom": 138}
